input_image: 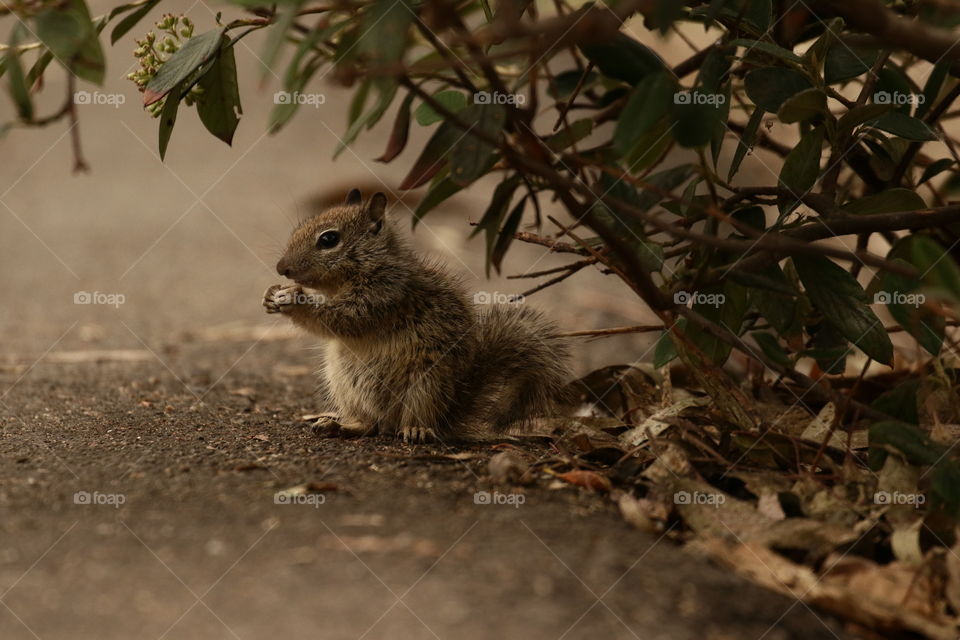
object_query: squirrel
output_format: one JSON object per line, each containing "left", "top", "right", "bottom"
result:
{"left": 263, "top": 189, "right": 570, "bottom": 443}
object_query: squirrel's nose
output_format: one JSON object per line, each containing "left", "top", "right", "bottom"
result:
{"left": 276, "top": 258, "right": 290, "bottom": 277}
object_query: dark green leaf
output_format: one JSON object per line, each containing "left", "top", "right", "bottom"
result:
{"left": 932, "top": 461, "right": 960, "bottom": 517}
{"left": 840, "top": 188, "right": 925, "bottom": 215}
{"left": 729, "top": 39, "right": 802, "bottom": 64}
{"left": 653, "top": 330, "right": 679, "bottom": 368}
{"left": 805, "top": 322, "right": 849, "bottom": 374}
{"left": 776, "top": 88, "right": 827, "bottom": 123}
{"left": 778, "top": 126, "right": 823, "bottom": 209}
{"left": 413, "top": 175, "right": 461, "bottom": 223}
{"left": 4, "top": 24, "right": 32, "bottom": 120}
{"left": 157, "top": 79, "right": 184, "bottom": 160}
{"left": 472, "top": 176, "right": 519, "bottom": 241}
{"left": 34, "top": 0, "right": 104, "bottom": 85}
{"left": 144, "top": 28, "right": 224, "bottom": 105}
{"left": 415, "top": 90, "right": 467, "bottom": 126}
{"left": 919, "top": 158, "right": 954, "bottom": 185}
{"left": 399, "top": 121, "right": 461, "bottom": 190}
{"left": 375, "top": 90, "right": 414, "bottom": 163}
{"left": 545, "top": 118, "right": 594, "bottom": 152}
{"left": 579, "top": 33, "right": 664, "bottom": 86}
{"left": 258, "top": 0, "right": 304, "bottom": 80}
{"left": 823, "top": 45, "right": 877, "bottom": 84}
{"left": 794, "top": 254, "right": 893, "bottom": 364}
{"left": 918, "top": 59, "right": 950, "bottom": 118}
{"left": 752, "top": 332, "right": 791, "bottom": 368}
{"left": 868, "top": 111, "right": 939, "bottom": 141}
{"left": 868, "top": 421, "right": 947, "bottom": 470}
{"left": 358, "top": 0, "right": 412, "bottom": 72}
{"left": 836, "top": 103, "right": 894, "bottom": 134}
{"left": 449, "top": 103, "right": 505, "bottom": 186}
{"left": 744, "top": 67, "right": 811, "bottom": 113}
{"left": 196, "top": 41, "right": 242, "bottom": 145}
{"left": 686, "top": 281, "right": 749, "bottom": 365}
{"left": 892, "top": 235, "right": 960, "bottom": 302}
{"left": 490, "top": 198, "right": 526, "bottom": 275}
{"left": 110, "top": 0, "right": 161, "bottom": 44}
{"left": 871, "top": 380, "right": 920, "bottom": 425}
{"left": 614, "top": 71, "right": 675, "bottom": 158}
{"left": 671, "top": 91, "right": 726, "bottom": 148}
{"left": 728, "top": 106, "right": 762, "bottom": 181}
{"left": 549, "top": 69, "right": 598, "bottom": 100}
{"left": 876, "top": 260, "right": 943, "bottom": 355}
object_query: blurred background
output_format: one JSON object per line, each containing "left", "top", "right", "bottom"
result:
{"left": 0, "top": 0, "right": 735, "bottom": 373}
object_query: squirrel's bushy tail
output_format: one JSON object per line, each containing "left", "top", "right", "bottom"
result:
{"left": 469, "top": 304, "right": 570, "bottom": 434}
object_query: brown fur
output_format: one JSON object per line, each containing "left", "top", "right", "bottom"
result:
{"left": 264, "top": 190, "right": 570, "bottom": 443}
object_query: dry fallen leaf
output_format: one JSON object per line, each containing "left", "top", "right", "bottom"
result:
{"left": 557, "top": 470, "right": 612, "bottom": 492}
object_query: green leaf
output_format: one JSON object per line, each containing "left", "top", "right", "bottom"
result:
{"left": 752, "top": 332, "right": 791, "bottom": 368}
{"left": 334, "top": 77, "right": 398, "bottom": 157}
{"left": 110, "top": 0, "right": 161, "bottom": 44}
{"left": 869, "top": 421, "right": 947, "bottom": 470}
{"left": 671, "top": 91, "right": 726, "bottom": 148}
{"left": 579, "top": 33, "right": 664, "bottom": 86}
{"left": 776, "top": 88, "right": 827, "bottom": 124}
{"left": 653, "top": 330, "right": 679, "bottom": 368}
{"left": 144, "top": 28, "right": 225, "bottom": 105}
{"left": 840, "top": 188, "right": 925, "bottom": 215}
{"left": 728, "top": 106, "right": 762, "bottom": 181}
{"left": 823, "top": 45, "right": 877, "bottom": 84}
{"left": 920, "top": 158, "right": 954, "bottom": 185}
{"left": 614, "top": 71, "right": 675, "bottom": 158}
{"left": 4, "top": 23, "right": 32, "bottom": 120}
{"left": 622, "top": 118, "right": 674, "bottom": 172}
{"left": 196, "top": 40, "right": 242, "bottom": 145}
{"left": 549, "top": 69, "right": 598, "bottom": 100}
{"left": 258, "top": 0, "right": 304, "bottom": 80}
{"left": 472, "top": 176, "right": 519, "bottom": 242}
{"left": 544, "top": 118, "right": 594, "bottom": 152}
{"left": 744, "top": 67, "right": 811, "bottom": 113}
{"left": 414, "top": 175, "right": 461, "bottom": 223}
{"left": 685, "top": 281, "right": 749, "bottom": 365}
{"left": 157, "top": 79, "right": 184, "bottom": 160}
{"left": 399, "top": 121, "right": 461, "bottom": 190}
{"left": 748, "top": 266, "right": 799, "bottom": 335}
{"left": 490, "top": 198, "right": 526, "bottom": 275}
{"left": 415, "top": 90, "right": 467, "bottom": 126}
{"left": 875, "top": 260, "right": 943, "bottom": 356}
{"left": 932, "top": 461, "right": 960, "bottom": 517}
{"left": 871, "top": 380, "right": 920, "bottom": 425}
{"left": 805, "top": 322, "right": 849, "bottom": 374}
{"left": 449, "top": 103, "right": 505, "bottom": 186}
{"left": 778, "top": 126, "right": 823, "bottom": 208}
{"left": 836, "top": 103, "right": 894, "bottom": 134}
{"left": 729, "top": 39, "right": 802, "bottom": 64}
{"left": 375, "top": 90, "right": 414, "bottom": 163}
{"left": 358, "top": 0, "right": 412, "bottom": 73}
{"left": 892, "top": 235, "right": 960, "bottom": 302}
{"left": 34, "top": 0, "right": 104, "bottom": 85}
{"left": 868, "top": 111, "right": 939, "bottom": 141}
{"left": 794, "top": 254, "right": 893, "bottom": 365}
{"left": 918, "top": 59, "right": 950, "bottom": 118}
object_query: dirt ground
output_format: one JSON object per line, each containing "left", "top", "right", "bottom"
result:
{"left": 0, "top": 340, "right": 848, "bottom": 640}
{"left": 0, "top": 2, "right": 851, "bottom": 637}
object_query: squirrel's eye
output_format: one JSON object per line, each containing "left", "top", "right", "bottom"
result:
{"left": 316, "top": 230, "right": 340, "bottom": 249}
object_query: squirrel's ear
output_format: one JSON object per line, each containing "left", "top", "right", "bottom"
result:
{"left": 345, "top": 189, "right": 362, "bottom": 205}
{"left": 366, "top": 192, "right": 387, "bottom": 233}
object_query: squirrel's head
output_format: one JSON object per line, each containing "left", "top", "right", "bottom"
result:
{"left": 276, "top": 189, "right": 392, "bottom": 289}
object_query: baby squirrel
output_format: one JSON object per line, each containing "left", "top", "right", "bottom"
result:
{"left": 263, "top": 189, "right": 570, "bottom": 443}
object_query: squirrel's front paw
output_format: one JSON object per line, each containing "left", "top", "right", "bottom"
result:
{"left": 263, "top": 284, "right": 301, "bottom": 314}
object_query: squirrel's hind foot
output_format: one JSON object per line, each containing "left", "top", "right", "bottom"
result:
{"left": 399, "top": 425, "right": 437, "bottom": 444}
